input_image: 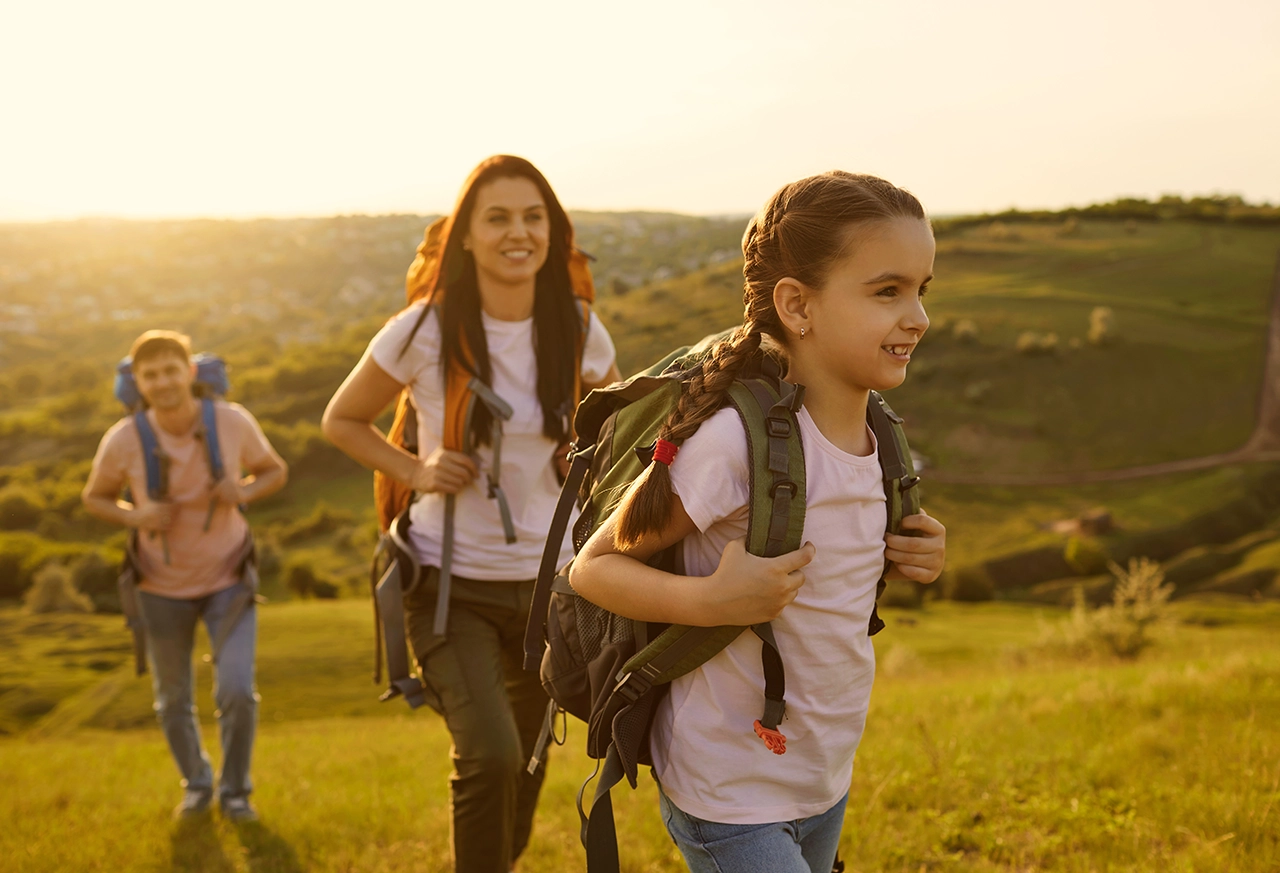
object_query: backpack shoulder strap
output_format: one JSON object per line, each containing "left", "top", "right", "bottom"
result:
{"left": 200, "top": 397, "right": 224, "bottom": 482}
{"left": 865, "top": 391, "right": 922, "bottom": 636}
{"left": 726, "top": 375, "right": 807, "bottom": 557}
{"left": 133, "top": 410, "right": 164, "bottom": 499}
{"left": 866, "top": 391, "right": 920, "bottom": 535}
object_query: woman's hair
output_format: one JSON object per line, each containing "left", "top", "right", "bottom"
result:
{"left": 401, "top": 155, "right": 581, "bottom": 445}
{"left": 613, "top": 171, "right": 927, "bottom": 549}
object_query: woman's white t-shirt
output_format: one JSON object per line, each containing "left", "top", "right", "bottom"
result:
{"left": 368, "top": 302, "right": 616, "bottom": 580}
{"left": 651, "top": 405, "right": 887, "bottom": 824}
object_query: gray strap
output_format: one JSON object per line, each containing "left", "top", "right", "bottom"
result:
{"left": 433, "top": 492, "right": 456, "bottom": 637}
{"left": 210, "top": 534, "right": 258, "bottom": 663}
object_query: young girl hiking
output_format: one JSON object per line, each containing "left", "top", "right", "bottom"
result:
{"left": 569, "top": 171, "right": 946, "bottom": 873}
{"left": 323, "top": 155, "right": 620, "bottom": 873}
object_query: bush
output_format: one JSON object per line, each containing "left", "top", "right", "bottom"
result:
{"left": 312, "top": 579, "right": 340, "bottom": 599}
{"left": 285, "top": 561, "right": 319, "bottom": 598}
{"left": 952, "top": 319, "right": 979, "bottom": 344}
{"left": 963, "top": 380, "right": 991, "bottom": 404}
{"left": 984, "top": 545, "right": 1075, "bottom": 589}
{"left": 1015, "top": 331, "right": 1059, "bottom": 356}
{"left": 278, "top": 503, "right": 356, "bottom": 545}
{"left": 942, "top": 565, "right": 994, "bottom": 601}
{"left": 0, "top": 485, "right": 45, "bottom": 530}
{"left": 1088, "top": 306, "right": 1114, "bottom": 346}
{"left": 1064, "top": 536, "right": 1110, "bottom": 575}
{"left": 24, "top": 563, "right": 93, "bottom": 614}
{"left": 71, "top": 551, "right": 121, "bottom": 613}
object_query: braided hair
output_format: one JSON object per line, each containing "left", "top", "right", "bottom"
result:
{"left": 613, "top": 171, "right": 926, "bottom": 549}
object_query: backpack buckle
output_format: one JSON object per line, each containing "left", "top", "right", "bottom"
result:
{"left": 902, "top": 476, "right": 921, "bottom": 491}
{"left": 766, "top": 418, "right": 791, "bottom": 439}
{"left": 613, "top": 662, "right": 660, "bottom": 703}
{"left": 770, "top": 480, "right": 797, "bottom": 498}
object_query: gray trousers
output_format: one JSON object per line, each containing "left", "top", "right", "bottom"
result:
{"left": 137, "top": 583, "right": 258, "bottom": 802}
{"left": 405, "top": 576, "right": 549, "bottom": 873}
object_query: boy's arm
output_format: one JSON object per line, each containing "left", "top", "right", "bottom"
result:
{"left": 81, "top": 440, "right": 170, "bottom": 531}
{"left": 569, "top": 486, "right": 815, "bottom": 628}
{"left": 212, "top": 407, "right": 288, "bottom": 506}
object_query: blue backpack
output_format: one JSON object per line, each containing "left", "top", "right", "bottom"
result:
{"left": 113, "top": 352, "right": 230, "bottom": 500}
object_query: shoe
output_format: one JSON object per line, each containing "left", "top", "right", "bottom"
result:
{"left": 173, "top": 789, "right": 212, "bottom": 819}
{"left": 221, "top": 796, "right": 259, "bottom": 823}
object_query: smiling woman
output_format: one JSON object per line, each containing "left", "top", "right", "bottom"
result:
{"left": 320, "top": 156, "right": 620, "bottom": 873}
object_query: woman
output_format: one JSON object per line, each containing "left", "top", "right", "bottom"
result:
{"left": 322, "top": 155, "right": 620, "bottom": 873}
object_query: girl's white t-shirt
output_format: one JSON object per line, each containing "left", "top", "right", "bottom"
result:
{"left": 369, "top": 302, "right": 616, "bottom": 580}
{"left": 651, "top": 405, "right": 887, "bottom": 824}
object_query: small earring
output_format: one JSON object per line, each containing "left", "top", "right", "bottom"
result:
{"left": 800, "top": 326, "right": 806, "bottom": 339}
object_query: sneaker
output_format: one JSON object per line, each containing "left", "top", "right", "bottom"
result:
{"left": 221, "top": 796, "right": 258, "bottom": 823}
{"left": 173, "top": 789, "right": 212, "bottom": 819}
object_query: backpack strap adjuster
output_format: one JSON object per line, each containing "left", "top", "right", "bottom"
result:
{"left": 766, "top": 418, "right": 792, "bottom": 439}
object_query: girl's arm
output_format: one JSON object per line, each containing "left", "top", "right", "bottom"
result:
{"left": 321, "top": 354, "right": 477, "bottom": 494}
{"left": 569, "top": 489, "right": 816, "bottom": 627}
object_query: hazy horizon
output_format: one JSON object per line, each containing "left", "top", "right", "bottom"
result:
{"left": 4, "top": 0, "right": 1278, "bottom": 223}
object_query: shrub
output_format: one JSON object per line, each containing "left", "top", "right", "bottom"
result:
{"left": 278, "top": 503, "right": 356, "bottom": 545}
{"left": 963, "top": 381, "right": 991, "bottom": 403}
{"left": 1048, "top": 559, "right": 1173, "bottom": 659}
{"left": 311, "top": 579, "right": 340, "bottom": 599}
{"left": 952, "top": 319, "right": 979, "bottom": 344}
{"left": 1015, "top": 332, "right": 1059, "bottom": 356}
{"left": 1088, "top": 306, "right": 1114, "bottom": 346}
{"left": 285, "top": 561, "right": 319, "bottom": 598}
{"left": 24, "top": 563, "right": 93, "bottom": 614}
{"left": 0, "top": 485, "right": 45, "bottom": 530}
{"left": 1064, "top": 536, "right": 1110, "bottom": 575}
{"left": 942, "top": 565, "right": 994, "bottom": 601}
{"left": 984, "top": 545, "right": 1075, "bottom": 589}
{"left": 71, "top": 551, "right": 121, "bottom": 613}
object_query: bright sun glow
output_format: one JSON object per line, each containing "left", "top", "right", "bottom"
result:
{"left": 2, "top": 0, "right": 1278, "bottom": 220}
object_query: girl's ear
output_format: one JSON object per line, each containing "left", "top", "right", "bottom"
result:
{"left": 773, "top": 278, "right": 811, "bottom": 341}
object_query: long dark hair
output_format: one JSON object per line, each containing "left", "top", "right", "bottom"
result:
{"left": 401, "top": 155, "right": 581, "bottom": 446}
{"left": 614, "top": 171, "right": 928, "bottom": 548}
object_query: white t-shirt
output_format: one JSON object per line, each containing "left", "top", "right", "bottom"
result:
{"left": 650, "top": 405, "right": 887, "bottom": 824}
{"left": 369, "top": 302, "right": 616, "bottom": 580}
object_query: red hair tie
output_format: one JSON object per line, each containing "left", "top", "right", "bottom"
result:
{"left": 652, "top": 439, "right": 679, "bottom": 466}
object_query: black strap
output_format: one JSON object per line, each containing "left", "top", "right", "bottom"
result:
{"left": 581, "top": 744, "right": 626, "bottom": 873}
{"left": 751, "top": 622, "right": 786, "bottom": 729}
{"left": 523, "top": 443, "right": 596, "bottom": 670}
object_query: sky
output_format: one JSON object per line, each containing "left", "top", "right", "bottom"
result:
{"left": 1, "top": 0, "right": 1278, "bottom": 222}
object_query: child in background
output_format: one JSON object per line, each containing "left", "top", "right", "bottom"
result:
{"left": 569, "top": 171, "right": 947, "bottom": 873}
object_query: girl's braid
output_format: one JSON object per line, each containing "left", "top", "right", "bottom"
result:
{"left": 614, "top": 326, "right": 763, "bottom": 549}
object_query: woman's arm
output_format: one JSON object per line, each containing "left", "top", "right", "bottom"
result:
{"left": 321, "top": 354, "right": 477, "bottom": 494}
{"left": 569, "top": 486, "right": 815, "bottom": 627}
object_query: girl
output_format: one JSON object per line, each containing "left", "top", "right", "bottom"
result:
{"left": 322, "top": 155, "right": 620, "bottom": 873}
{"left": 569, "top": 171, "right": 946, "bottom": 873}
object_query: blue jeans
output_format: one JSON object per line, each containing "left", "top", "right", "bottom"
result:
{"left": 137, "top": 584, "right": 258, "bottom": 803}
{"left": 658, "top": 782, "right": 847, "bottom": 873}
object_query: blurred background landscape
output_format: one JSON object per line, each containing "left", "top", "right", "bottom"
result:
{"left": 4, "top": 0, "right": 1279, "bottom": 869}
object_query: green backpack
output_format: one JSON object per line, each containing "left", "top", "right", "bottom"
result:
{"left": 520, "top": 330, "right": 921, "bottom": 873}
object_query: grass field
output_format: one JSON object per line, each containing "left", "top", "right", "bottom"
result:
{"left": 4, "top": 598, "right": 1279, "bottom": 872}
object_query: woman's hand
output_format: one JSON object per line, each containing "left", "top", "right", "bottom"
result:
{"left": 411, "top": 446, "right": 479, "bottom": 495}
{"left": 698, "top": 538, "right": 817, "bottom": 626}
{"left": 884, "top": 511, "right": 946, "bottom": 584}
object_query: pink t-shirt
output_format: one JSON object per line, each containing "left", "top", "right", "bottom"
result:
{"left": 87, "top": 402, "right": 279, "bottom": 600}
{"left": 650, "top": 405, "right": 887, "bottom": 824}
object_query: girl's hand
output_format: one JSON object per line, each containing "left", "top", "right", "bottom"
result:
{"left": 411, "top": 447, "right": 479, "bottom": 495}
{"left": 702, "top": 538, "right": 817, "bottom": 626}
{"left": 884, "top": 511, "right": 946, "bottom": 584}
{"left": 209, "top": 476, "right": 244, "bottom": 506}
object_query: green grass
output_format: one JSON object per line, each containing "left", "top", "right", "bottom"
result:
{"left": 3, "top": 599, "right": 1279, "bottom": 871}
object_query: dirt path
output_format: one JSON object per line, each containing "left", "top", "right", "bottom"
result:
{"left": 930, "top": 249, "right": 1280, "bottom": 487}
